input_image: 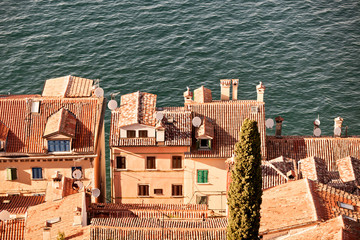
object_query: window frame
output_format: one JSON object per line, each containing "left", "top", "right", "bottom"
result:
{"left": 32, "top": 167, "right": 43, "bottom": 180}
{"left": 138, "top": 184, "right": 150, "bottom": 197}
{"left": 154, "top": 189, "right": 163, "bottom": 195}
{"left": 171, "top": 184, "right": 183, "bottom": 197}
{"left": 172, "top": 156, "right": 182, "bottom": 169}
{"left": 6, "top": 168, "right": 17, "bottom": 181}
{"left": 197, "top": 139, "right": 212, "bottom": 150}
{"left": 138, "top": 130, "right": 148, "bottom": 138}
{"left": 127, "top": 130, "right": 136, "bottom": 138}
{"left": 116, "top": 156, "right": 126, "bottom": 169}
{"left": 146, "top": 156, "right": 156, "bottom": 170}
{"left": 48, "top": 140, "right": 71, "bottom": 152}
{"left": 197, "top": 169, "right": 209, "bottom": 184}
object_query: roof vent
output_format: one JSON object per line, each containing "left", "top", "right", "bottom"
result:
{"left": 31, "top": 101, "right": 40, "bottom": 113}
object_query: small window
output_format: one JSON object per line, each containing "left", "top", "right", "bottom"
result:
{"left": 146, "top": 156, "right": 156, "bottom": 169}
{"left": 197, "top": 170, "right": 208, "bottom": 183}
{"left": 196, "top": 195, "right": 208, "bottom": 205}
{"left": 197, "top": 139, "right": 211, "bottom": 149}
{"left": 6, "top": 168, "right": 17, "bottom": 181}
{"left": 172, "top": 184, "right": 182, "bottom": 196}
{"left": 139, "top": 130, "right": 148, "bottom": 138}
{"left": 172, "top": 156, "right": 182, "bottom": 169}
{"left": 138, "top": 184, "right": 149, "bottom": 196}
{"left": 116, "top": 156, "right": 126, "bottom": 169}
{"left": 338, "top": 202, "right": 354, "bottom": 211}
{"left": 127, "top": 130, "right": 136, "bottom": 138}
{"left": 71, "top": 167, "right": 82, "bottom": 179}
{"left": 32, "top": 167, "right": 43, "bottom": 180}
{"left": 48, "top": 140, "right": 70, "bottom": 152}
{"left": 154, "top": 189, "right": 163, "bottom": 195}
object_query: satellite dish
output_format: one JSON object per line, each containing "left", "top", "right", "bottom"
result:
{"left": 0, "top": 210, "right": 10, "bottom": 221}
{"left": 192, "top": 117, "right": 202, "bottom": 127}
{"left": 314, "top": 128, "right": 321, "bottom": 137}
{"left": 265, "top": 119, "right": 274, "bottom": 129}
{"left": 334, "top": 127, "right": 341, "bottom": 136}
{"left": 94, "top": 88, "right": 104, "bottom": 97}
{"left": 156, "top": 112, "right": 164, "bottom": 121}
{"left": 314, "top": 119, "right": 320, "bottom": 126}
{"left": 108, "top": 100, "right": 118, "bottom": 110}
{"left": 74, "top": 181, "right": 84, "bottom": 190}
{"left": 92, "top": 188, "right": 100, "bottom": 198}
{"left": 72, "top": 169, "right": 82, "bottom": 179}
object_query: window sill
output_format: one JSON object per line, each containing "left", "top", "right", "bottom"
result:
{"left": 171, "top": 196, "right": 184, "bottom": 198}
{"left": 114, "top": 168, "right": 128, "bottom": 171}
{"left": 145, "top": 169, "right": 158, "bottom": 171}
{"left": 138, "top": 196, "right": 151, "bottom": 198}
{"left": 32, "top": 178, "right": 45, "bottom": 181}
{"left": 197, "top": 183, "right": 211, "bottom": 185}
{"left": 171, "top": 168, "right": 184, "bottom": 171}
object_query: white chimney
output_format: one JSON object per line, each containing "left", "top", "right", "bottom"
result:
{"left": 232, "top": 79, "right": 239, "bottom": 100}
{"left": 220, "top": 79, "right": 231, "bottom": 101}
{"left": 256, "top": 82, "right": 265, "bottom": 102}
{"left": 334, "top": 117, "right": 343, "bottom": 137}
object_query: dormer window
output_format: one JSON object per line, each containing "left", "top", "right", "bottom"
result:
{"left": 139, "top": 130, "right": 148, "bottom": 138}
{"left": 48, "top": 140, "right": 70, "bottom": 152}
{"left": 197, "top": 139, "right": 212, "bottom": 150}
{"left": 127, "top": 130, "right": 136, "bottom": 138}
{"left": 195, "top": 118, "right": 214, "bottom": 150}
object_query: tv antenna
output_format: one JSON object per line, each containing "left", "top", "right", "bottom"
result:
{"left": 265, "top": 118, "right": 274, "bottom": 129}
{"left": 192, "top": 117, "right": 202, "bottom": 127}
{"left": 0, "top": 210, "right": 10, "bottom": 221}
{"left": 72, "top": 169, "right": 82, "bottom": 180}
{"left": 91, "top": 188, "right": 101, "bottom": 198}
{"left": 156, "top": 112, "right": 164, "bottom": 121}
{"left": 313, "top": 128, "right": 321, "bottom": 137}
{"left": 94, "top": 87, "right": 104, "bottom": 97}
{"left": 108, "top": 92, "right": 120, "bottom": 111}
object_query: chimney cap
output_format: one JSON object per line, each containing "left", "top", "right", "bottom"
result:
{"left": 220, "top": 79, "right": 231, "bottom": 87}
{"left": 256, "top": 81, "right": 265, "bottom": 91}
{"left": 275, "top": 116, "right": 284, "bottom": 123}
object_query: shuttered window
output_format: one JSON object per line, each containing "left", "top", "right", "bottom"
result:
{"left": 146, "top": 157, "right": 156, "bottom": 169}
{"left": 48, "top": 140, "right": 70, "bottom": 152}
{"left": 116, "top": 156, "right": 126, "bottom": 169}
{"left": 6, "top": 168, "right": 17, "bottom": 180}
{"left": 197, "top": 170, "right": 208, "bottom": 183}
{"left": 32, "top": 167, "right": 43, "bottom": 180}
{"left": 138, "top": 185, "right": 149, "bottom": 196}
{"left": 172, "top": 156, "right": 182, "bottom": 169}
{"left": 172, "top": 185, "right": 182, "bottom": 196}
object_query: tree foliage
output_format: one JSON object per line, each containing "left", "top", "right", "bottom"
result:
{"left": 227, "top": 118, "right": 263, "bottom": 240}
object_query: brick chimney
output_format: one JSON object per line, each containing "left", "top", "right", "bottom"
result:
{"left": 194, "top": 86, "right": 212, "bottom": 103}
{"left": 183, "top": 87, "right": 193, "bottom": 104}
{"left": 220, "top": 79, "right": 231, "bottom": 101}
{"left": 232, "top": 79, "right": 239, "bottom": 100}
{"left": 334, "top": 116, "right": 343, "bottom": 137}
{"left": 275, "top": 116, "right": 284, "bottom": 137}
{"left": 256, "top": 82, "right": 265, "bottom": 102}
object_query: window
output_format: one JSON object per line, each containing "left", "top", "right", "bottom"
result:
{"left": 146, "top": 156, "right": 156, "bottom": 169}
{"left": 116, "top": 156, "right": 126, "bottom": 169}
{"left": 138, "top": 184, "right": 149, "bottom": 196}
{"left": 338, "top": 202, "right": 355, "bottom": 211}
{"left": 71, "top": 167, "right": 82, "bottom": 179}
{"left": 32, "top": 167, "right": 43, "bottom": 180}
{"left": 139, "top": 130, "right": 148, "bottom": 138}
{"left": 6, "top": 168, "right": 17, "bottom": 180}
{"left": 172, "top": 184, "right": 182, "bottom": 196}
{"left": 48, "top": 140, "right": 70, "bottom": 152}
{"left": 172, "top": 156, "right": 182, "bottom": 169}
{"left": 127, "top": 130, "right": 136, "bottom": 138}
{"left": 197, "top": 170, "right": 208, "bottom": 183}
{"left": 154, "top": 189, "right": 163, "bottom": 195}
{"left": 197, "top": 139, "right": 211, "bottom": 149}
{"left": 196, "top": 195, "right": 208, "bottom": 205}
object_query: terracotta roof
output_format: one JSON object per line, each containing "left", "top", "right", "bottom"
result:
{"left": 300, "top": 156, "right": 331, "bottom": 184}
{"left": 0, "top": 120, "right": 9, "bottom": 142}
{"left": 25, "top": 192, "right": 90, "bottom": 240}
{"left": 186, "top": 100, "right": 266, "bottom": 158}
{"left": 0, "top": 96, "right": 104, "bottom": 154}
{"left": 0, "top": 195, "right": 44, "bottom": 215}
{"left": 42, "top": 75, "right": 94, "bottom": 97}
{"left": 0, "top": 219, "right": 25, "bottom": 240}
{"left": 43, "top": 108, "right": 77, "bottom": 138}
{"left": 337, "top": 156, "right": 360, "bottom": 184}
{"left": 90, "top": 218, "right": 227, "bottom": 240}
{"left": 266, "top": 136, "right": 360, "bottom": 171}
{"left": 118, "top": 92, "right": 157, "bottom": 127}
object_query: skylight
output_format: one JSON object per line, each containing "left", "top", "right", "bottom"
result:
{"left": 338, "top": 201, "right": 354, "bottom": 211}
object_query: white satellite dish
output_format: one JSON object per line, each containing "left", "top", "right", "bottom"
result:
{"left": 94, "top": 88, "right": 104, "bottom": 97}
{"left": 334, "top": 127, "right": 341, "bottom": 136}
{"left": 72, "top": 169, "right": 82, "bottom": 179}
{"left": 314, "top": 128, "right": 321, "bottom": 137}
{"left": 265, "top": 119, "right": 274, "bottom": 129}
{"left": 314, "top": 119, "right": 320, "bottom": 126}
{"left": 156, "top": 112, "right": 164, "bottom": 121}
{"left": 74, "top": 181, "right": 84, "bottom": 190}
{"left": 108, "top": 100, "right": 118, "bottom": 110}
{"left": 192, "top": 117, "right": 202, "bottom": 127}
{"left": 0, "top": 210, "right": 10, "bottom": 221}
{"left": 92, "top": 188, "right": 101, "bottom": 198}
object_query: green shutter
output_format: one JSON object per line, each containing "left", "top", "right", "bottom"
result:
{"left": 204, "top": 170, "right": 208, "bottom": 183}
{"left": 196, "top": 140, "right": 200, "bottom": 149}
{"left": 198, "top": 170, "right": 208, "bottom": 183}
{"left": 208, "top": 140, "right": 212, "bottom": 149}
{"left": 7, "top": 168, "right": 17, "bottom": 180}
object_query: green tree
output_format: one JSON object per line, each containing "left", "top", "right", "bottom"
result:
{"left": 227, "top": 118, "right": 263, "bottom": 240}
{"left": 56, "top": 231, "right": 65, "bottom": 240}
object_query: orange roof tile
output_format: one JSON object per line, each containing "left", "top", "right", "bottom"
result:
{"left": 0, "top": 195, "right": 44, "bottom": 215}
{"left": 0, "top": 219, "right": 25, "bottom": 240}
{"left": 0, "top": 96, "right": 104, "bottom": 154}
{"left": 301, "top": 156, "right": 331, "bottom": 184}
{"left": 266, "top": 136, "right": 360, "bottom": 171}
{"left": 42, "top": 75, "right": 94, "bottom": 97}
{"left": 43, "top": 108, "right": 77, "bottom": 138}
{"left": 0, "top": 120, "right": 9, "bottom": 142}
{"left": 337, "top": 156, "right": 360, "bottom": 184}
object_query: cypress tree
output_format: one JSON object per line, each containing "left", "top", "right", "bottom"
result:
{"left": 227, "top": 118, "right": 262, "bottom": 240}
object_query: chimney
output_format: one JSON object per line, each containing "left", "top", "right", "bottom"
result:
{"left": 232, "top": 79, "right": 239, "bottom": 100}
{"left": 220, "top": 79, "right": 231, "bottom": 101}
{"left": 275, "top": 116, "right": 284, "bottom": 137}
{"left": 334, "top": 116, "right": 343, "bottom": 137}
{"left": 194, "top": 86, "right": 212, "bottom": 103}
{"left": 183, "top": 87, "right": 193, "bottom": 104}
{"left": 256, "top": 82, "right": 265, "bottom": 102}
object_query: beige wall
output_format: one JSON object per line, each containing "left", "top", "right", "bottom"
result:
{"left": 111, "top": 146, "right": 188, "bottom": 204}
{"left": 184, "top": 158, "right": 228, "bottom": 215}
{"left": 0, "top": 159, "right": 93, "bottom": 195}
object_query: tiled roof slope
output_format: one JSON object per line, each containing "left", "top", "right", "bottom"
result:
{"left": 118, "top": 92, "right": 157, "bottom": 127}
{"left": 43, "top": 108, "right": 77, "bottom": 138}
{"left": 42, "top": 75, "right": 94, "bottom": 97}
{"left": 0, "top": 120, "right": 9, "bottom": 142}
{"left": 266, "top": 136, "right": 360, "bottom": 171}
{"left": 261, "top": 157, "right": 297, "bottom": 190}
{"left": 0, "top": 195, "right": 45, "bottom": 215}
{"left": 90, "top": 218, "right": 227, "bottom": 240}
{"left": 301, "top": 156, "right": 331, "bottom": 183}
{"left": 0, "top": 219, "right": 25, "bottom": 240}
{"left": 337, "top": 156, "right": 360, "bottom": 184}
{"left": 0, "top": 96, "right": 104, "bottom": 154}
{"left": 25, "top": 192, "right": 90, "bottom": 240}
{"left": 186, "top": 100, "right": 266, "bottom": 158}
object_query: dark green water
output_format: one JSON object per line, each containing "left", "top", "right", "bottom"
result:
{"left": 1, "top": 0, "right": 359, "bottom": 199}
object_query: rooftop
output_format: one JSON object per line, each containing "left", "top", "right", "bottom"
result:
{"left": 0, "top": 195, "right": 45, "bottom": 216}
